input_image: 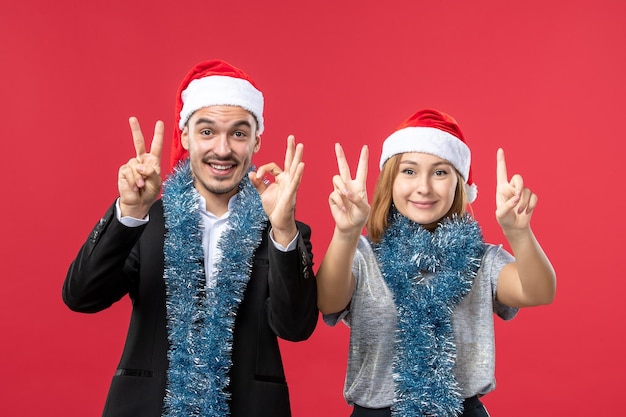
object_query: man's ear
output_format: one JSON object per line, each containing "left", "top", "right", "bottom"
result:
{"left": 181, "top": 126, "right": 190, "bottom": 150}
{"left": 254, "top": 134, "right": 261, "bottom": 153}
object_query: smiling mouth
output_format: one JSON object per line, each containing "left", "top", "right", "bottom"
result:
{"left": 209, "top": 163, "right": 235, "bottom": 171}
{"left": 412, "top": 201, "right": 436, "bottom": 208}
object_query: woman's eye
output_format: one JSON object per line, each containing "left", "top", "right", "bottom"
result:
{"left": 434, "top": 170, "right": 447, "bottom": 176}
{"left": 402, "top": 169, "right": 415, "bottom": 175}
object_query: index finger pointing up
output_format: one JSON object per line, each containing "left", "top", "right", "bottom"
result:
{"left": 335, "top": 143, "right": 352, "bottom": 182}
{"left": 496, "top": 148, "right": 509, "bottom": 185}
{"left": 129, "top": 117, "right": 146, "bottom": 157}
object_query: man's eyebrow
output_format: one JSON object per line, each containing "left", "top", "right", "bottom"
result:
{"left": 193, "top": 117, "right": 216, "bottom": 126}
{"left": 231, "top": 120, "right": 253, "bottom": 129}
{"left": 192, "top": 118, "right": 253, "bottom": 129}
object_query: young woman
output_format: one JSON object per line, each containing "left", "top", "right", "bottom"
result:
{"left": 316, "top": 109, "right": 556, "bottom": 417}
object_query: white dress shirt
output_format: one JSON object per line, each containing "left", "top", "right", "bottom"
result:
{"left": 116, "top": 194, "right": 297, "bottom": 288}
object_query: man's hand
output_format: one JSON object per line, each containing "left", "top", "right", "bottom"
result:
{"left": 118, "top": 117, "right": 164, "bottom": 219}
{"left": 249, "top": 135, "right": 304, "bottom": 246}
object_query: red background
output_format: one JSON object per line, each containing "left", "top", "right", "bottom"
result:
{"left": 1, "top": 1, "right": 625, "bottom": 415}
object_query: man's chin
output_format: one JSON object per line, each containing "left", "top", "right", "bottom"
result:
{"left": 194, "top": 177, "right": 240, "bottom": 196}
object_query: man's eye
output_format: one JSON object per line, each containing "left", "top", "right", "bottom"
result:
{"left": 233, "top": 131, "right": 246, "bottom": 138}
{"left": 200, "top": 129, "right": 213, "bottom": 135}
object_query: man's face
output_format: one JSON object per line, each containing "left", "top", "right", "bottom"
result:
{"left": 182, "top": 105, "right": 260, "bottom": 203}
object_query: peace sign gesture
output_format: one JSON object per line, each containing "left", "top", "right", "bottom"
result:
{"left": 329, "top": 143, "right": 370, "bottom": 234}
{"left": 118, "top": 117, "right": 164, "bottom": 218}
{"left": 495, "top": 148, "right": 538, "bottom": 232}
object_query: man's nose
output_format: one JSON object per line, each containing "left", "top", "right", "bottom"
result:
{"left": 213, "top": 134, "right": 231, "bottom": 155}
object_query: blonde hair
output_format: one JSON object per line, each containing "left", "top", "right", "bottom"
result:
{"left": 366, "top": 153, "right": 469, "bottom": 242}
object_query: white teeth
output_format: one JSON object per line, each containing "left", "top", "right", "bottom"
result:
{"left": 209, "top": 164, "right": 233, "bottom": 171}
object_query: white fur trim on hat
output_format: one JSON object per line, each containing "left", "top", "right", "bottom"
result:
{"left": 465, "top": 183, "right": 477, "bottom": 203}
{"left": 380, "top": 126, "right": 477, "bottom": 202}
{"left": 179, "top": 75, "right": 264, "bottom": 134}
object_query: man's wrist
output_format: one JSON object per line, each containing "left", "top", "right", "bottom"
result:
{"left": 116, "top": 199, "right": 150, "bottom": 226}
{"left": 119, "top": 201, "right": 150, "bottom": 219}
{"left": 270, "top": 225, "right": 298, "bottom": 249}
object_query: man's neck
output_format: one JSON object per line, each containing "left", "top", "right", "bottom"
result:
{"left": 200, "top": 189, "right": 238, "bottom": 217}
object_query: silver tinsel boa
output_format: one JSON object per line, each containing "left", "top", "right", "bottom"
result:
{"left": 162, "top": 160, "right": 267, "bottom": 416}
{"left": 372, "top": 210, "right": 485, "bottom": 416}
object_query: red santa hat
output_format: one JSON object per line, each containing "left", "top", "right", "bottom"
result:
{"left": 379, "top": 109, "right": 477, "bottom": 202}
{"left": 170, "top": 59, "right": 264, "bottom": 170}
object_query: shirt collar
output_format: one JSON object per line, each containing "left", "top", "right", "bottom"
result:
{"left": 196, "top": 191, "right": 239, "bottom": 219}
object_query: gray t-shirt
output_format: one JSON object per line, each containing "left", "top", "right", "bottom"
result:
{"left": 323, "top": 236, "right": 517, "bottom": 408}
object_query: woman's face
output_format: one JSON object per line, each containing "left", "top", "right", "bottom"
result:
{"left": 392, "top": 152, "right": 458, "bottom": 229}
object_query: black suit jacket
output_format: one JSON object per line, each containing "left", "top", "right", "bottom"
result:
{"left": 63, "top": 200, "right": 317, "bottom": 417}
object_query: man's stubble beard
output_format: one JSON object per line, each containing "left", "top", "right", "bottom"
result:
{"left": 191, "top": 157, "right": 252, "bottom": 196}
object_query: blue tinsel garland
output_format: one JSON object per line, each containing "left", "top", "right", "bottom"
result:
{"left": 161, "top": 160, "right": 267, "bottom": 416}
{"left": 372, "top": 210, "right": 485, "bottom": 417}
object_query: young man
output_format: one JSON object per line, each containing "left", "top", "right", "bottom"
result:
{"left": 63, "top": 59, "right": 318, "bottom": 417}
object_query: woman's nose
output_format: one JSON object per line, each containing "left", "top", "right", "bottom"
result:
{"left": 415, "top": 176, "right": 431, "bottom": 194}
